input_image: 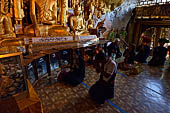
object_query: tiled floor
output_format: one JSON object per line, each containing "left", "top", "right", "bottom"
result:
{"left": 35, "top": 64, "right": 170, "bottom": 113}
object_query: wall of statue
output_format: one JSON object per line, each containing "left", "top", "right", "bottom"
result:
{"left": 0, "top": 0, "right": 110, "bottom": 39}
{"left": 0, "top": 0, "right": 84, "bottom": 38}
{"left": 0, "top": 0, "right": 138, "bottom": 40}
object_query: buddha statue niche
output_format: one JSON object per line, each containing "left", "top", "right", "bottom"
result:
{"left": 24, "top": 0, "right": 69, "bottom": 37}
{"left": 70, "top": 4, "right": 86, "bottom": 35}
{"left": 0, "top": 0, "right": 16, "bottom": 39}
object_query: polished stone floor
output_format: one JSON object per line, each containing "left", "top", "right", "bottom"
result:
{"left": 35, "top": 64, "right": 170, "bottom": 113}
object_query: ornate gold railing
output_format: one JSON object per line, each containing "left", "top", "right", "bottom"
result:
{"left": 137, "top": 0, "right": 170, "bottom": 7}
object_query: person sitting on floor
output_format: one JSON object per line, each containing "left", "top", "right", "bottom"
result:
{"left": 148, "top": 38, "right": 169, "bottom": 66}
{"left": 58, "top": 49, "right": 85, "bottom": 86}
{"left": 96, "top": 44, "right": 105, "bottom": 55}
{"left": 107, "top": 38, "right": 122, "bottom": 60}
{"left": 124, "top": 44, "right": 136, "bottom": 65}
{"left": 89, "top": 51, "right": 117, "bottom": 104}
{"left": 119, "top": 44, "right": 136, "bottom": 70}
{"left": 135, "top": 36, "right": 151, "bottom": 63}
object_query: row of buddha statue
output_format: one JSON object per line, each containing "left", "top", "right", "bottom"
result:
{"left": 0, "top": 0, "right": 113, "bottom": 39}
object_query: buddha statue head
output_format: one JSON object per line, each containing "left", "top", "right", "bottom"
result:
{"left": 70, "top": 3, "right": 86, "bottom": 35}
{"left": 74, "top": 4, "right": 81, "bottom": 16}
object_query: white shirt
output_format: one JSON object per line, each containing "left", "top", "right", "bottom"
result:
{"left": 103, "top": 57, "right": 117, "bottom": 82}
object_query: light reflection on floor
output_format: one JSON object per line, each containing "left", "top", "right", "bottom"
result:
{"left": 145, "top": 80, "right": 165, "bottom": 103}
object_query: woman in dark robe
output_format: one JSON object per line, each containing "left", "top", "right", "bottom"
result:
{"left": 61, "top": 49, "right": 85, "bottom": 86}
{"left": 89, "top": 51, "right": 117, "bottom": 104}
{"left": 148, "top": 38, "right": 169, "bottom": 66}
{"left": 123, "top": 44, "right": 136, "bottom": 64}
{"left": 135, "top": 36, "right": 151, "bottom": 63}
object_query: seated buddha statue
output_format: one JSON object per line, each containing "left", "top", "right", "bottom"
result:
{"left": 70, "top": 4, "right": 87, "bottom": 35}
{"left": 0, "top": 1, "right": 16, "bottom": 39}
{"left": 87, "top": 13, "right": 94, "bottom": 30}
{"left": 24, "top": 0, "right": 69, "bottom": 37}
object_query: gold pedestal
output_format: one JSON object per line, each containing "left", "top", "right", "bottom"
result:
{"left": 24, "top": 24, "right": 70, "bottom": 37}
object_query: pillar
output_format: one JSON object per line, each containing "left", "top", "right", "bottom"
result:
{"left": 58, "top": 0, "right": 62, "bottom": 22}
{"left": 133, "top": 22, "right": 141, "bottom": 48}
{"left": 155, "top": 28, "right": 161, "bottom": 47}
{"left": 127, "top": 17, "right": 135, "bottom": 44}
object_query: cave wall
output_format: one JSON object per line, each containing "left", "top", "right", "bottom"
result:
{"left": 103, "top": 0, "right": 139, "bottom": 37}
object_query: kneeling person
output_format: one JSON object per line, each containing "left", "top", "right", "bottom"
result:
{"left": 89, "top": 51, "right": 117, "bottom": 104}
{"left": 148, "top": 38, "right": 169, "bottom": 66}
{"left": 59, "top": 49, "right": 85, "bottom": 86}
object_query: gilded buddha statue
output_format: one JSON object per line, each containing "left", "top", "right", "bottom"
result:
{"left": 58, "top": 0, "right": 68, "bottom": 26}
{"left": 98, "top": 1, "right": 106, "bottom": 15}
{"left": 70, "top": 4, "right": 87, "bottom": 35}
{"left": 0, "top": 0, "right": 16, "bottom": 39}
{"left": 87, "top": 13, "right": 94, "bottom": 30}
{"left": 13, "top": 0, "right": 25, "bottom": 24}
{"left": 0, "top": 63, "right": 5, "bottom": 76}
{"left": 87, "top": 19, "right": 94, "bottom": 30}
{"left": 24, "top": 0, "right": 69, "bottom": 37}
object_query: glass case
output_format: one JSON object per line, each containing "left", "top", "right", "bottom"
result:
{"left": 0, "top": 52, "right": 27, "bottom": 100}
{"left": 60, "top": 49, "right": 72, "bottom": 67}
{"left": 26, "top": 62, "right": 36, "bottom": 84}
{"left": 50, "top": 52, "right": 60, "bottom": 71}
{"left": 36, "top": 56, "right": 48, "bottom": 77}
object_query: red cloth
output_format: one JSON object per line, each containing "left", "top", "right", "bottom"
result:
{"left": 142, "top": 36, "right": 151, "bottom": 43}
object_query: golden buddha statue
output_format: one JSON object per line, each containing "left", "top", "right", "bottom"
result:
{"left": 91, "top": 0, "right": 95, "bottom": 6}
{"left": 0, "top": 63, "right": 5, "bottom": 75}
{"left": 13, "top": 0, "right": 24, "bottom": 24}
{"left": 98, "top": 1, "right": 106, "bottom": 15}
{"left": 97, "top": 11, "right": 102, "bottom": 19}
{"left": 101, "top": 3, "right": 106, "bottom": 14}
{"left": 0, "top": 0, "right": 16, "bottom": 39}
{"left": 58, "top": 0, "right": 68, "bottom": 26}
{"left": 107, "top": 5, "right": 112, "bottom": 12}
{"left": 28, "top": 44, "right": 33, "bottom": 56}
{"left": 25, "top": 0, "right": 69, "bottom": 37}
{"left": 31, "top": 0, "right": 57, "bottom": 25}
{"left": 70, "top": 4, "right": 86, "bottom": 35}
{"left": 87, "top": 13, "right": 94, "bottom": 30}
{"left": 87, "top": 19, "right": 94, "bottom": 30}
